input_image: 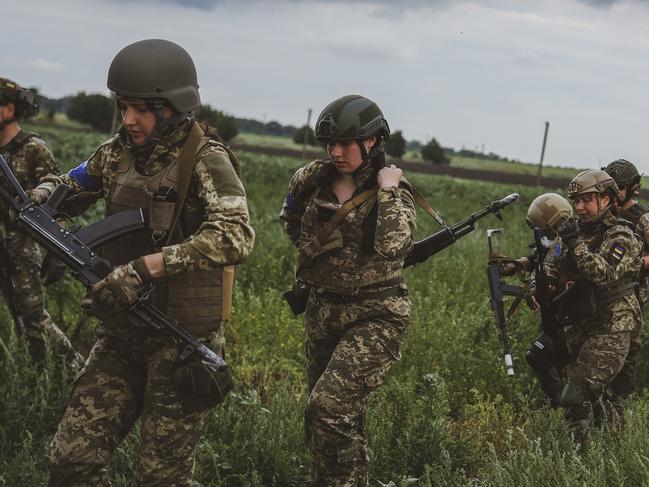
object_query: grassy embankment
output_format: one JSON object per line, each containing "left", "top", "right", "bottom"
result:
{"left": 1, "top": 124, "right": 649, "bottom": 485}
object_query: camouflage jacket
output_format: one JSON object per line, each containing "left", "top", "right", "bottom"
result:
{"left": 37, "top": 120, "right": 254, "bottom": 276}
{"left": 545, "top": 210, "right": 643, "bottom": 333}
{"left": 0, "top": 130, "right": 58, "bottom": 229}
{"left": 619, "top": 201, "right": 649, "bottom": 251}
{"left": 279, "top": 159, "right": 416, "bottom": 295}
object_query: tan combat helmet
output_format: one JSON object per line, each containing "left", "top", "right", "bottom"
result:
{"left": 526, "top": 193, "right": 573, "bottom": 236}
{"left": 567, "top": 169, "right": 620, "bottom": 200}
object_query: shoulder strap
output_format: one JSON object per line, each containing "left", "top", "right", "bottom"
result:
{"left": 165, "top": 122, "right": 205, "bottom": 245}
{"left": 407, "top": 184, "right": 447, "bottom": 227}
{"left": 297, "top": 188, "right": 378, "bottom": 273}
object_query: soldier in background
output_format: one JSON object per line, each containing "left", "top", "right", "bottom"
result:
{"left": 523, "top": 193, "right": 574, "bottom": 407}
{"left": 280, "top": 95, "right": 416, "bottom": 486}
{"left": 33, "top": 40, "right": 254, "bottom": 486}
{"left": 0, "top": 77, "right": 81, "bottom": 367}
{"left": 550, "top": 170, "right": 642, "bottom": 442}
{"left": 603, "top": 158, "right": 648, "bottom": 398}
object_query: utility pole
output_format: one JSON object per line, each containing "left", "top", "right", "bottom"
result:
{"left": 535, "top": 121, "right": 550, "bottom": 186}
{"left": 301, "top": 108, "right": 313, "bottom": 160}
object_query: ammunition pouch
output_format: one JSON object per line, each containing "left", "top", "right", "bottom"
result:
{"left": 281, "top": 283, "right": 311, "bottom": 316}
{"left": 172, "top": 352, "right": 234, "bottom": 414}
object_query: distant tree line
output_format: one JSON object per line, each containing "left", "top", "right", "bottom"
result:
{"left": 36, "top": 92, "right": 514, "bottom": 165}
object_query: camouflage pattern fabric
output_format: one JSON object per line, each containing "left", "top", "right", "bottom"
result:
{"left": 38, "top": 120, "right": 254, "bottom": 276}
{"left": 44, "top": 120, "right": 253, "bottom": 485}
{"left": 280, "top": 158, "right": 415, "bottom": 485}
{"left": 545, "top": 210, "right": 642, "bottom": 441}
{"left": 280, "top": 159, "right": 416, "bottom": 294}
{"left": 48, "top": 332, "right": 222, "bottom": 487}
{"left": 0, "top": 131, "right": 81, "bottom": 366}
{"left": 304, "top": 292, "right": 409, "bottom": 486}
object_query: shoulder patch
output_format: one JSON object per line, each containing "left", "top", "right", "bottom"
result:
{"left": 608, "top": 242, "right": 626, "bottom": 263}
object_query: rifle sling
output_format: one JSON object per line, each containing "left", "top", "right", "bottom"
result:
{"left": 165, "top": 121, "right": 206, "bottom": 246}
{"left": 297, "top": 188, "right": 378, "bottom": 274}
{"left": 408, "top": 184, "right": 447, "bottom": 227}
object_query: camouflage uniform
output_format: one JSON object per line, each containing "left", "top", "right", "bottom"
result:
{"left": 43, "top": 120, "right": 254, "bottom": 486}
{"left": 280, "top": 159, "right": 416, "bottom": 486}
{"left": 605, "top": 202, "right": 649, "bottom": 398}
{"left": 0, "top": 130, "right": 79, "bottom": 363}
{"left": 547, "top": 211, "right": 642, "bottom": 441}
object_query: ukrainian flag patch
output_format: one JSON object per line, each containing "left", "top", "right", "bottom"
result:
{"left": 608, "top": 242, "right": 626, "bottom": 263}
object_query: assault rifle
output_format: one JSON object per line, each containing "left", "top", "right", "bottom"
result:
{"left": 0, "top": 240, "right": 25, "bottom": 334}
{"left": 404, "top": 193, "right": 519, "bottom": 268}
{"left": 486, "top": 228, "right": 526, "bottom": 377}
{"left": 0, "top": 154, "right": 229, "bottom": 373}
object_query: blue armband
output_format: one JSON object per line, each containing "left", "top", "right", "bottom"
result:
{"left": 68, "top": 161, "right": 100, "bottom": 191}
{"left": 284, "top": 192, "right": 300, "bottom": 211}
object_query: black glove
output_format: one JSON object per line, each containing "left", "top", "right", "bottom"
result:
{"left": 557, "top": 218, "right": 580, "bottom": 250}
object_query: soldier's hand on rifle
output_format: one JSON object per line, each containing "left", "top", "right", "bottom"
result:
{"left": 8, "top": 188, "right": 50, "bottom": 226}
{"left": 377, "top": 164, "right": 402, "bottom": 189}
{"left": 557, "top": 218, "right": 580, "bottom": 250}
{"left": 527, "top": 292, "right": 540, "bottom": 311}
{"left": 90, "top": 257, "right": 154, "bottom": 315}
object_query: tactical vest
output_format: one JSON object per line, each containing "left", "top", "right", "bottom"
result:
{"left": 620, "top": 202, "right": 649, "bottom": 228}
{"left": 556, "top": 216, "right": 638, "bottom": 322}
{"left": 102, "top": 131, "right": 235, "bottom": 335}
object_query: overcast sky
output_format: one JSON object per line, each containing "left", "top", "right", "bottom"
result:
{"left": 4, "top": 0, "right": 649, "bottom": 170}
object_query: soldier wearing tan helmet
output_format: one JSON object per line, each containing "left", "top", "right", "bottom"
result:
{"left": 31, "top": 40, "right": 255, "bottom": 485}
{"left": 520, "top": 193, "right": 574, "bottom": 407}
{"left": 548, "top": 169, "right": 643, "bottom": 442}
{"left": 0, "top": 78, "right": 82, "bottom": 368}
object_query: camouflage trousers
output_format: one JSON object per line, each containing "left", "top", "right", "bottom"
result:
{"left": 304, "top": 289, "right": 410, "bottom": 487}
{"left": 47, "top": 328, "right": 224, "bottom": 487}
{"left": 3, "top": 230, "right": 79, "bottom": 365}
{"left": 563, "top": 326, "right": 632, "bottom": 442}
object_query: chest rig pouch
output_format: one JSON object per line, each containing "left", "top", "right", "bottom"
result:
{"left": 102, "top": 123, "right": 237, "bottom": 335}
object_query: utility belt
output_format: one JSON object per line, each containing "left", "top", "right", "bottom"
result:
{"left": 317, "top": 279, "right": 406, "bottom": 304}
{"left": 552, "top": 279, "right": 638, "bottom": 323}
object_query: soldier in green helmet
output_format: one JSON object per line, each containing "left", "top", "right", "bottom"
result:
{"left": 603, "top": 158, "right": 648, "bottom": 398}
{"left": 544, "top": 169, "right": 643, "bottom": 442}
{"left": 0, "top": 77, "right": 82, "bottom": 367}
{"left": 280, "top": 95, "right": 416, "bottom": 486}
{"left": 29, "top": 39, "right": 254, "bottom": 486}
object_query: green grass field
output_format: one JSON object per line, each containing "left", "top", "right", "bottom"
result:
{"left": 3, "top": 125, "right": 649, "bottom": 485}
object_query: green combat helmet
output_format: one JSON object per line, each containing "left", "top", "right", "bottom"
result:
{"left": 107, "top": 39, "right": 200, "bottom": 114}
{"left": 603, "top": 159, "right": 641, "bottom": 204}
{"left": 526, "top": 193, "right": 573, "bottom": 236}
{"left": 315, "top": 95, "right": 390, "bottom": 143}
{"left": 315, "top": 95, "right": 390, "bottom": 167}
{"left": 0, "top": 78, "right": 39, "bottom": 127}
{"left": 567, "top": 169, "right": 620, "bottom": 200}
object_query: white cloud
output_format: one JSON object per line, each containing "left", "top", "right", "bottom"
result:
{"left": 25, "top": 58, "right": 64, "bottom": 72}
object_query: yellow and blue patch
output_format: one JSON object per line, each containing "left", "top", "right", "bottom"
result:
{"left": 608, "top": 242, "right": 626, "bottom": 263}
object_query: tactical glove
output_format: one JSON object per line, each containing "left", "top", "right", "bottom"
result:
{"left": 26, "top": 187, "right": 50, "bottom": 205}
{"left": 90, "top": 257, "right": 154, "bottom": 316}
{"left": 557, "top": 218, "right": 580, "bottom": 250}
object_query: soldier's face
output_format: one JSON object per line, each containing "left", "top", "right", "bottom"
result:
{"left": 0, "top": 102, "right": 16, "bottom": 126}
{"left": 574, "top": 192, "right": 610, "bottom": 222}
{"left": 118, "top": 98, "right": 173, "bottom": 146}
{"left": 327, "top": 138, "right": 376, "bottom": 175}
